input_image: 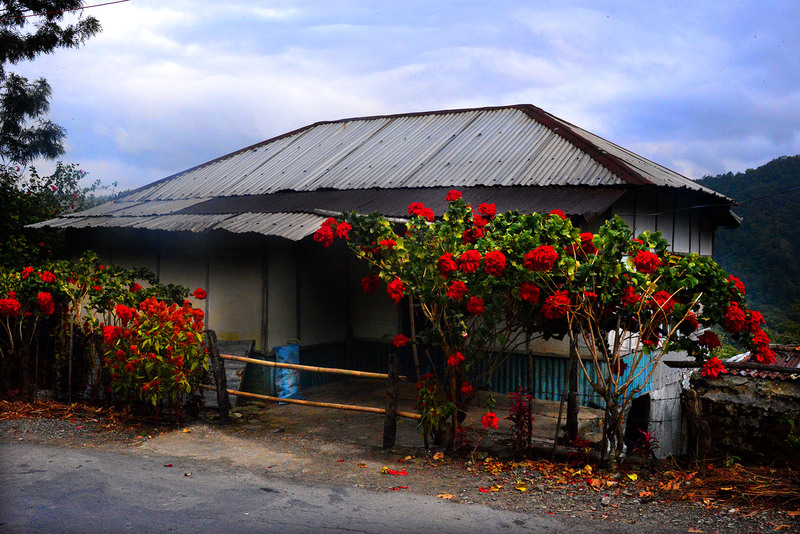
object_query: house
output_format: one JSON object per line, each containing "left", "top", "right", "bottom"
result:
{"left": 32, "top": 104, "right": 739, "bottom": 398}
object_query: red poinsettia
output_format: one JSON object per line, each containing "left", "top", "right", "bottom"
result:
{"left": 445, "top": 190, "right": 462, "bottom": 202}
{"left": 483, "top": 250, "right": 506, "bottom": 277}
{"left": 519, "top": 282, "right": 540, "bottom": 304}
{"left": 701, "top": 357, "right": 726, "bottom": 378}
{"left": 447, "top": 281, "right": 468, "bottom": 300}
{"left": 447, "top": 351, "right": 465, "bottom": 367}
{"left": 437, "top": 253, "right": 458, "bottom": 278}
{"left": 632, "top": 250, "right": 661, "bottom": 274}
{"left": 361, "top": 275, "right": 380, "bottom": 294}
{"left": 459, "top": 250, "right": 482, "bottom": 273}
{"left": 481, "top": 412, "right": 499, "bottom": 429}
{"left": 393, "top": 334, "right": 410, "bottom": 347}
{"left": 524, "top": 245, "right": 559, "bottom": 271}
{"left": 387, "top": 278, "right": 405, "bottom": 304}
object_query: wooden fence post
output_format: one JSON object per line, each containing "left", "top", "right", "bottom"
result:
{"left": 383, "top": 352, "right": 399, "bottom": 449}
{"left": 205, "top": 329, "right": 230, "bottom": 425}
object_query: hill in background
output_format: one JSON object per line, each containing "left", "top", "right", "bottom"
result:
{"left": 698, "top": 155, "right": 800, "bottom": 338}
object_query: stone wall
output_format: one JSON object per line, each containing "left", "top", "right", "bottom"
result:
{"left": 689, "top": 373, "right": 800, "bottom": 465}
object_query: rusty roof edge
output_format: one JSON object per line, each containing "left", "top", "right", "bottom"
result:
{"left": 515, "top": 104, "right": 654, "bottom": 187}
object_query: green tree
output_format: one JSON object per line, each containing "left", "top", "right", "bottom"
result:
{"left": 1, "top": 0, "right": 101, "bottom": 165}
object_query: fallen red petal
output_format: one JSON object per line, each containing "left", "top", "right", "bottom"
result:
{"left": 163, "top": 464, "right": 173, "bottom": 467}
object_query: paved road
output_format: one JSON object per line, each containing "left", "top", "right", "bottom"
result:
{"left": 0, "top": 442, "right": 614, "bottom": 534}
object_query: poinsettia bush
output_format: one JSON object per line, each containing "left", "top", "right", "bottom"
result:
{"left": 315, "top": 191, "right": 771, "bottom": 464}
{"left": 101, "top": 297, "right": 208, "bottom": 418}
{"left": 0, "top": 250, "right": 204, "bottom": 411}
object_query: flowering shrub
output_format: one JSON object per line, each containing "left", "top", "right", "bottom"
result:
{"left": 315, "top": 191, "right": 770, "bottom": 463}
{"left": 102, "top": 297, "right": 208, "bottom": 412}
{"left": 0, "top": 251, "right": 196, "bottom": 403}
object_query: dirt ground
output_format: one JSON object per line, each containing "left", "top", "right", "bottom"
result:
{"left": 1, "top": 381, "right": 799, "bottom": 533}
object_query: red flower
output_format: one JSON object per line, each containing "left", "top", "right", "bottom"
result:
{"left": 393, "top": 334, "right": 410, "bottom": 347}
{"left": 0, "top": 298, "right": 21, "bottom": 317}
{"left": 192, "top": 288, "right": 207, "bottom": 300}
{"left": 437, "top": 253, "right": 458, "bottom": 278}
{"left": 519, "top": 282, "right": 540, "bottom": 304}
{"left": 39, "top": 271, "right": 56, "bottom": 283}
{"left": 379, "top": 238, "right": 397, "bottom": 250}
{"left": 753, "top": 346, "right": 776, "bottom": 364}
{"left": 651, "top": 290, "right": 675, "bottom": 314}
{"left": 478, "top": 202, "right": 497, "bottom": 219}
{"left": 313, "top": 218, "right": 336, "bottom": 247}
{"left": 447, "top": 281, "right": 468, "bottom": 300}
{"left": 335, "top": 221, "right": 352, "bottom": 240}
{"left": 579, "top": 232, "right": 598, "bottom": 255}
{"left": 728, "top": 275, "right": 745, "bottom": 295}
{"left": 92, "top": 285, "right": 103, "bottom": 292}
{"left": 445, "top": 190, "right": 462, "bottom": 202}
{"left": 447, "top": 351, "right": 465, "bottom": 367}
{"left": 387, "top": 278, "right": 405, "bottom": 304}
{"left": 459, "top": 250, "right": 482, "bottom": 273}
{"left": 697, "top": 330, "right": 721, "bottom": 349}
{"left": 632, "top": 250, "right": 661, "bottom": 274}
{"left": 103, "top": 325, "right": 123, "bottom": 345}
{"left": 542, "top": 290, "right": 570, "bottom": 320}
{"left": 460, "top": 381, "right": 474, "bottom": 397}
{"left": 461, "top": 227, "right": 483, "bottom": 244}
{"left": 114, "top": 304, "right": 135, "bottom": 324}
{"left": 408, "top": 202, "right": 434, "bottom": 221}
{"left": 129, "top": 283, "right": 142, "bottom": 292}
{"left": 481, "top": 412, "right": 499, "bottom": 430}
{"left": 609, "top": 358, "right": 628, "bottom": 376}
{"left": 621, "top": 286, "right": 641, "bottom": 307}
{"left": 723, "top": 303, "right": 746, "bottom": 334}
{"left": 21, "top": 266, "right": 34, "bottom": 280}
{"left": 472, "top": 214, "right": 489, "bottom": 228}
{"left": 701, "top": 357, "right": 726, "bottom": 378}
{"left": 483, "top": 250, "right": 506, "bottom": 277}
{"left": 36, "top": 292, "right": 55, "bottom": 315}
{"left": 524, "top": 245, "right": 559, "bottom": 271}
{"left": 752, "top": 329, "right": 770, "bottom": 349}
{"left": 745, "top": 310, "right": 764, "bottom": 332}
{"left": 466, "top": 296, "right": 485, "bottom": 315}
{"left": 361, "top": 275, "right": 380, "bottom": 294}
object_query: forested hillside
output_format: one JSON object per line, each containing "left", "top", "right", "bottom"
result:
{"left": 698, "top": 155, "right": 800, "bottom": 338}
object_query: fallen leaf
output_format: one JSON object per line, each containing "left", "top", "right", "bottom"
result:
{"left": 490, "top": 485, "right": 503, "bottom": 492}
{"left": 336, "top": 459, "right": 344, "bottom": 463}
{"left": 184, "top": 473, "right": 192, "bottom": 477}
{"left": 720, "top": 487, "right": 734, "bottom": 491}
{"left": 75, "top": 425, "right": 83, "bottom": 430}
{"left": 391, "top": 486, "right": 408, "bottom": 491}
{"left": 433, "top": 452, "right": 444, "bottom": 461}
{"left": 182, "top": 428, "right": 191, "bottom": 433}
{"left": 437, "top": 493, "right": 454, "bottom": 499}
{"left": 589, "top": 478, "right": 602, "bottom": 489}
{"left": 687, "top": 529, "right": 703, "bottom": 533}
{"left": 358, "top": 463, "right": 367, "bottom": 468}
{"left": 772, "top": 526, "right": 791, "bottom": 531}
{"left": 515, "top": 482, "right": 528, "bottom": 492}
{"left": 638, "top": 491, "right": 653, "bottom": 498}
{"left": 404, "top": 455, "right": 413, "bottom": 461}
{"left": 478, "top": 487, "right": 491, "bottom": 493}
{"left": 627, "top": 473, "right": 638, "bottom": 482}
{"left": 380, "top": 466, "right": 407, "bottom": 476}
{"left": 787, "top": 511, "right": 800, "bottom": 517}
{"left": 163, "top": 464, "right": 173, "bottom": 468}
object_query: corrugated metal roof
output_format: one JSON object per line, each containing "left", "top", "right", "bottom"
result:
{"left": 29, "top": 212, "right": 325, "bottom": 241}
{"left": 33, "top": 104, "right": 737, "bottom": 238}
{"left": 121, "top": 105, "right": 719, "bottom": 203}
{"left": 728, "top": 346, "right": 800, "bottom": 381}
{"left": 179, "top": 186, "right": 625, "bottom": 222}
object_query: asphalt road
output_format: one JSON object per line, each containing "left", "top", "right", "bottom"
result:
{"left": 0, "top": 442, "right": 615, "bottom": 534}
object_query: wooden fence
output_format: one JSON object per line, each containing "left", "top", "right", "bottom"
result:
{"left": 201, "top": 330, "right": 420, "bottom": 449}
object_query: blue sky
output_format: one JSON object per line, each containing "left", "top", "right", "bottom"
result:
{"left": 13, "top": 0, "right": 800, "bottom": 191}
